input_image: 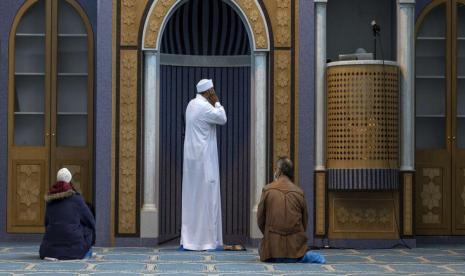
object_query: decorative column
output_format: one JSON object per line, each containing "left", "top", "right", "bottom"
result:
{"left": 141, "top": 51, "right": 159, "bottom": 238}
{"left": 314, "top": 0, "right": 327, "bottom": 236}
{"left": 250, "top": 52, "right": 268, "bottom": 239}
{"left": 397, "top": 0, "right": 415, "bottom": 236}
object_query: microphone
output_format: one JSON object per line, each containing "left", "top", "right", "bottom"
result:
{"left": 371, "top": 20, "right": 380, "bottom": 36}
{"left": 371, "top": 20, "right": 380, "bottom": 59}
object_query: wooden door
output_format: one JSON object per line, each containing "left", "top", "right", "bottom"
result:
{"left": 8, "top": 0, "right": 50, "bottom": 233}
{"left": 158, "top": 65, "right": 251, "bottom": 244}
{"left": 452, "top": 0, "right": 465, "bottom": 234}
{"left": 416, "top": 0, "right": 465, "bottom": 235}
{"left": 415, "top": 0, "right": 452, "bottom": 235}
{"left": 7, "top": 0, "right": 94, "bottom": 233}
{"left": 50, "top": 0, "right": 93, "bottom": 202}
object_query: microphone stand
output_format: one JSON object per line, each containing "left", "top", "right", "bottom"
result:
{"left": 372, "top": 23, "right": 380, "bottom": 60}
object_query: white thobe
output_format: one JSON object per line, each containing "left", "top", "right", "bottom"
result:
{"left": 181, "top": 94, "right": 227, "bottom": 250}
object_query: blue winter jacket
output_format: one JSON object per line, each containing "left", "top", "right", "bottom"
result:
{"left": 39, "top": 189, "right": 95, "bottom": 260}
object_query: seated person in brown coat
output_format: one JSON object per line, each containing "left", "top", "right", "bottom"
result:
{"left": 257, "top": 157, "right": 325, "bottom": 263}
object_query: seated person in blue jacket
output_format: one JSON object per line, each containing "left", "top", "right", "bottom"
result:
{"left": 257, "top": 157, "right": 325, "bottom": 263}
{"left": 39, "top": 168, "right": 95, "bottom": 260}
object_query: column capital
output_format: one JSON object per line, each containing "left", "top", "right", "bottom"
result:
{"left": 144, "top": 50, "right": 158, "bottom": 57}
{"left": 398, "top": 0, "right": 415, "bottom": 4}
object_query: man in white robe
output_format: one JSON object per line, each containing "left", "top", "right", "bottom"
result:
{"left": 180, "top": 79, "right": 227, "bottom": 251}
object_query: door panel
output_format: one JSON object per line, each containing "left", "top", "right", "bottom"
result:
{"left": 415, "top": 164, "right": 451, "bottom": 234}
{"left": 50, "top": 0, "right": 93, "bottom": 203}
{"left": 8, "top": 160, "right": 47, "bottom": 232}
{"left": 452, "top": 0, "right": 465, "bottom": 233}
{"left": 453, "top": 165, "right": 465, "bottom": 232}
{"left": 415, "top": 1, "right": 452, "bottom": 235}
{"left": 7, "top": 0, "right": 50, "bottom": 233}
{"left": 159, "top": 65, "right": 251, "bottom": 244}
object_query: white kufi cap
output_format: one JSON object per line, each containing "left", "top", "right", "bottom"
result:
{"left": 196, "top": 79, "right": 213, "bottom": 93}
{"left": 57, "top": 168, "right": 72, "bottom": 183}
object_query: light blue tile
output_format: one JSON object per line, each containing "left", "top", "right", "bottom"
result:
{"left": 219, "top": 274, "right": 272, "bottom": 276}
{"left": 158, "top": 248, "right": 188, "bottom": 253}
{"left": 420, "top": 255, "right": 465, "bottom": 263}
{"left": 158, "top": 254, "right": 205, "bottom": 262}
{"left": 0, "top": 262, "right": 28, "bottom": 270}
{"left": 89, "top": 273, "right": 144, "bottom": 276}
{"left": 6, "top": 247, "right": 39, "bottom": 253}
{"left": 34, "top": 262, "right": 87, "bottom": 271}
{"left": 324, "top": 255, "right": 370, "bottom": 263}
{"left": 213, "top": 254, "right": 259, "bottom": 262}
{"left": 370, "top": 255, "right": 421, "bottom": 263}
{"left": 110, "top": 248, "right": 155, "bottom": 254}
{"left": 214, "top": 264, "right": 267, "bottom": 272}
{"left": 156, "top": 274, "right": 206, "bottom": 276}
{"left": 389, "top": 264, "right": 451, "bottom": 273}
{"left": 0, "top": 253, "right": 40, "bottom": 261}
{"left": 444, "top": 264, "right": 465, "bottom": 272}
{"left": 331, "top": 264, "right": 389, "bottom": 273}
{"left": 156, "top": 263, "right": 206, "bottom": 272}
{"left": 351, "top": 250, "right": 400, "bottom": 256}
{"left": 272, "top": 263, "right": 328, "bottom": 273}
{"left": 24, "top": 273, "right": 77, "bottom": 276}
{"left": 94, "top": 263, "right": 147, "bottom": 272}
{"left": 409, "top": 249, "right": 450, "bottom": 255}
{"left": 103, "top": 254, "right": 151, "bottom": 261}
{"left": 282, "top": 274, "right": 340, "bottom": 276}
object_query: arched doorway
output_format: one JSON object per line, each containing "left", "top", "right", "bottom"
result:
{"left": 141, "top": 0, "right": 269, "bottom": 241}
{"left": 158, "top": 0, "right": 251, "bottom": 244}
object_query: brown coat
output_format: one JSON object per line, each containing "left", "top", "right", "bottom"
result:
{"left": 257, "top": 176, "right": 308, "bottom": 261}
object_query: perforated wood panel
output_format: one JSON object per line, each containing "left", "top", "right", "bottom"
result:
{"left": 326, "top": 64, "right": 399, "bottom": 169}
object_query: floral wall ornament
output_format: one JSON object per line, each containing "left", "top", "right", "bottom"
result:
{"left": 333, "top": 199, "right": 396, "bottom": 232}
{"left": 17, "top": 166, "right": 40, "bottom": 207}
{"left": 273, "top": 50, "right": 291, "bottom": 162}
{"left": 420, "top": 168, "right": 442, "bottom": 224}
{"left": 120, "top": 0, "right": 149, "bottom": 46}
{"left": 122, "top": 0, "right": 135, "bottom": 8}
{"left": 335, "top": 206, "right": 394, "bottom": 226}
{"left": 336, "top": 207, "right": 349, "bottom": 223}
{"left": 118, "top": 50, "right": 138, "bottom": 234}
{"left": 421, "top": 181, "right": 441, "bottom": 210}
{"left": 19, "top": 209, "right": 38, "bottom": 221}
{"left": 16, "top": 164, "right": 41, "bottom": 223}
{"left": 276, "top": 90, "right": 289, "bottom": 105}
{"left": 122, "top": 10, "right": 136, "bottom": 26}
{"left": 423, "top": 211, "right": 440, "bottom": 224}
{"left": 276, "top": 0, "right": 290, "bottom": 8}
{"left": 261, "top": 0, "right": 291, "bottom": 47}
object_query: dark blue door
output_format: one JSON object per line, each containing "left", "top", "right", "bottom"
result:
{"left": 159, "top": 65, "right": 251, "bottom": 244}
{"left": 158, "top": 0, "right": 252, "bottom": 245}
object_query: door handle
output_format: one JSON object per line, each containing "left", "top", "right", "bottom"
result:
{"left": 46, "top": 133, "right": 49, "bottom": 137}
{"left": 52, "top": 133, "right": 55, "bottom": 136}
{"left": 452, "top": 136, "right": 456, "bottom": 140}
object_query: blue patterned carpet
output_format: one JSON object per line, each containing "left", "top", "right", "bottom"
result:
{"left": 1, "top": 244, "right": 465, "bottom": 275}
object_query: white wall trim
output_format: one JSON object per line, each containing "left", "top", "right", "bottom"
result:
{"left": 315, "top": 1, "right": 327, "bottom": 171}
{"left": 141, "top": 51, "right": 160, "bottom": 238}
